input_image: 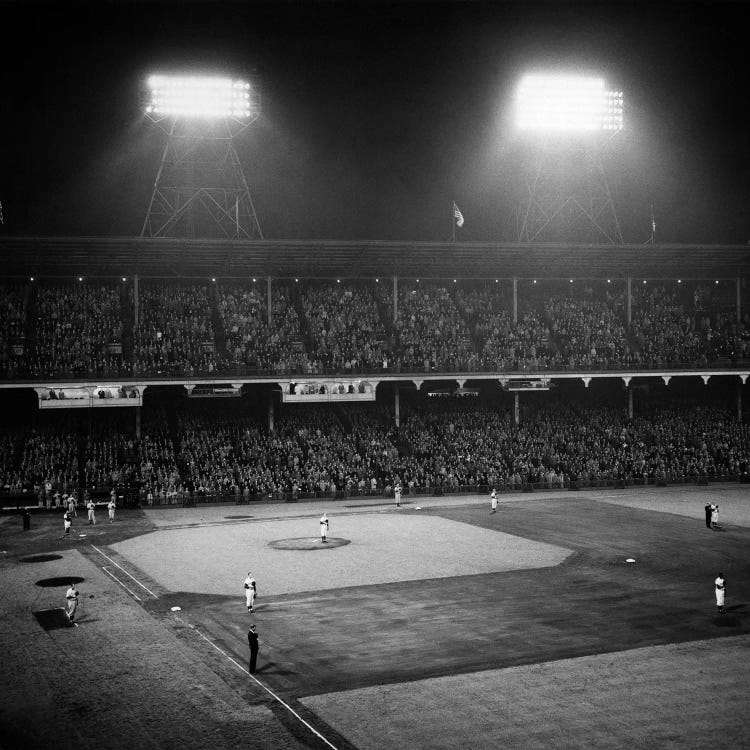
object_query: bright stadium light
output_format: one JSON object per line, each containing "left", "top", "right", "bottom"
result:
{"left": 140, "top": 71, "right": 263, "bottom": 239}
{"left": 515, "top": 74, "right": 623, "bottom": 132}
{"left": 144, "top": 74, "right": 254, "bottom": 119}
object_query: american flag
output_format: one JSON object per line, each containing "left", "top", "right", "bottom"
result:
{"left": 453, "top": 202, "right": 464, "bottom": 228}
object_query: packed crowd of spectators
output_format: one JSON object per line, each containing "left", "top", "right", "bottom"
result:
{"left": 630, "top": 284, "right": 707, "bottom": 366}
{"left": 10, "top": 415, "right": 80, "bottom": 497}
{"left": 132, "top": 282, "right": 218, "bottom": 376}
{"left": 219, "top": 283, "right": 310, "bottom": 374}
{"left": 2, "top": 278, "right": 750, "bottom": 379}
{"left": 379, "top": 282, "right": 478, "bottom": 371}
{"left": 543, "top": 286, "right": 631, "bottom": 369}
{"left": 301, "top": 283, "right": 388, "bottom": 373}
{"left": 0, "top": 283, "right": 29, "bottom": 377}
{"left": 28, "top": 282, "right": 126, "bottom": 377}
{"left": 4, "top": 392, "right": 750, "bottom": 503}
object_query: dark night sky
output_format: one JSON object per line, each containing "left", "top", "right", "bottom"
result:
{"left": 1, "top": 0, "right": 748, "bottom": 244}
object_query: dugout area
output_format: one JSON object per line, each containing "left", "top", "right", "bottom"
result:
{"left": 2, "top": 485, "right": 750, "bottom": 749}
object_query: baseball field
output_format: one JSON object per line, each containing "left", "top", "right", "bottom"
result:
{"left": 1, "top": 483, "right": 749, "bottom": 749}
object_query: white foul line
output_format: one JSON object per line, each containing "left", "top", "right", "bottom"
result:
{"left": 90, "top": 543, "right": 338, "bottom": 748}
{"left": 188, "top": 624, "right": 340, "bottom": 750}
{"left": 101, "top": 566, "right": 142, "bottom": 602}
{"left": 90, "top": 544, "right": 159, "bottom": 599}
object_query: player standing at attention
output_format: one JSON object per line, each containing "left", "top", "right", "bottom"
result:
{"left": 320, "top": 513, "right": 329, "bottom": 543}
{"left": 247, "top": 624, "right": 259, "bottom": 674}
{"left": 87, "top": 498, "right": 96, "bottom": 525}
{"left": 244, "top": 572, "right": 257, "bottom": 612}
{"left": 108, "top": 497, "right": 116, "bottom": 523}
{"left": 65, "top": 583, "right": 79, "bottom": 626}
{"left": 394, "top": 482, "right": 402, "bottom": 508}
{"left": 715, "top": 573, "right": 726, "bottom": 614}
{"left": 490, "top": 488, "right": 498, "bottom": 514}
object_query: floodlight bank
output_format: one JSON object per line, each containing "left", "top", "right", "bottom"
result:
{"left": 145, "top": 74, "right": 253, "bottom": 119}
{"left": 516, "top": 73, "right": 623, "bottom": 132}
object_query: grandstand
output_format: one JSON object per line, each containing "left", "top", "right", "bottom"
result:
{"left": 2, "top": 21, "right": 750, "bottom": 748}
{"left": 2, "top": 239, "right": 750, "bottom": 510}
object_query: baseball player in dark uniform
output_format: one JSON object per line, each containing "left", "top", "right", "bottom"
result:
{"left": 247, "top": 625, "right": 259, "bottom": 673}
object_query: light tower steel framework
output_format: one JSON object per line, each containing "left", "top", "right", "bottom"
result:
{"left": 141, "top": 85, "right": 263, "bottom": 240}
{"left": 516, "top": 136, "right": 623, "bottom": 244}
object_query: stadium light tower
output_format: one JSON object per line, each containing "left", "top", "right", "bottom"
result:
{"left": 514, "top": 73, "right": 624, "bottom": 244}
{"left": 140, "top": 73, "right": 263, "bottom": 239}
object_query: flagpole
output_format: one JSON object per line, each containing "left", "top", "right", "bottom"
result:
{"left": 452, "top": 202, "right": 456, "bottom": 243}
{"left": 650, "top": 204, "right": 655, "bottom": 244}
{"left": 644, "top": 204, "right": 656, "bottom": 245}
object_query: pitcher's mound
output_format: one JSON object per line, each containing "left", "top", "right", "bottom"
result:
{"left": 269, "top": 537, "right": 350, "bottom": 550}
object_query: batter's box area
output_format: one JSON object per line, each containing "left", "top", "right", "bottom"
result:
{"left": 112, "top": 514, "right": 572, "bottom": 597}
{"left": 33, "top": 607, "right": 73, "bottom": 631}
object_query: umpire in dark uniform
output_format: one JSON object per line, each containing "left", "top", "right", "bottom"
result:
{"left": 705, "top": 502, "right": 712, "bottom": 528}
{"left": 247, "top": 624, "right": 259, "bottom": 674}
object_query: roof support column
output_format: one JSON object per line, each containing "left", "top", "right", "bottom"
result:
{"left": 267, "top": 276, "right": 273, "bottom": 326}
{"left": 622, "top": 376, "right": 633, "bottom": 419}
{"left": 737, "top": 277, "right": 742, "bottom": 323}
{"left": 628, "top": 385, "right": 633, "bottom": 420}
{"left": 133, "top": 274, "right": 139, "bottom": 329}
{"left": 626, "top": 276, "right": 631, "bottom": 327}
{"left": 738, "top": 380, "right": 743, "bottom": 422}
{"left": 513, "top": 277, "right": 518, "bottom": 325}
{"left": 394, "top": 386, "right": 400, "bottom": 428}
{"left": 393, "top": 275, "right": 398, "bottom": 322}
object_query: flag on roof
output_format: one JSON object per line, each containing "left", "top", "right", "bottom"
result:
{"left": 453, "top": 202, "right": 464, "bottom": 228}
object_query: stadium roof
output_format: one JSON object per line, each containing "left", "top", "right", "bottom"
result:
{"left": 0, "top": 236, "right": 748, "bottom": 281}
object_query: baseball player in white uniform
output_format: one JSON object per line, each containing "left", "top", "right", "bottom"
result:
{"left": 243, "top": 572, "right": 257, "bottom": 612}
{"left": 394, "top": 483, "right": 402, "bottom": 507}
{"left": 715, "top": 573, "right": 725, "bottom": 613}
{"left": 65, "top": 583, "right": 79, "bottom": 625}
{"left": 108, "top": 498, "right": 116, "bottom": 523}
{"left": 490, "top": 488, "right": 498, "bottom": 514}
{"left": 62, "top": 511, "right": 72, "bottom": 538}
{"left": 320, "top": 513, "right": 329, "bottom": 543}
{"left": 87, "top": 499, "right": 96, "bottom": 525}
